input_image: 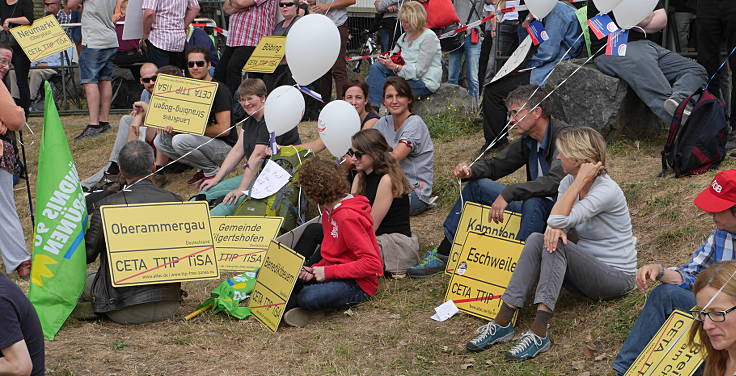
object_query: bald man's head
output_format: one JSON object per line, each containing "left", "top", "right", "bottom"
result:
{"left": 139, "top": 63, "right": 158, "bottom": 92}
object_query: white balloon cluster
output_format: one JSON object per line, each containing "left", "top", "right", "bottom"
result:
{"left": 263, "top": 13, "right": 362, "bottom": 157}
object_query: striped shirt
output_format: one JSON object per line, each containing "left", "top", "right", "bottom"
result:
{"left": 226, "top": 0, "right": 276, "bottom": 47}
{"left": 141, "top": 0, "right": 200, "bottom": 52}
{"left": 675, "top": 229, "right": 736, "bottom": 289}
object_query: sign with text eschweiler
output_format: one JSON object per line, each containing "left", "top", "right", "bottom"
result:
{"left": 249, "top": 240, "right": 304, "bottom": 332}
{"left": 211, "top": 216, "right": 283, "bottom": 272}
{"left": 445, "top": 202, "right": 522, "bottom": 275}
{"left": 99, "top": 201, "right": 219, "bottom": 287}
{"left": 444, "top": 231, "right": 524, "bottom": 321}
{"left": 625, "top": 309, "right": 703, "bottom": 376}
{"left": 11, "top": 15, "right": 74, "bottom": 62}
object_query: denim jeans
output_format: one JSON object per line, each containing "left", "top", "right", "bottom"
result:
{"left": 448, "top": 32, "right": 481, "bottom": 97}
{"left": 295, "top": 279, "right": 369, "bottom": 311}
{"left": 366, "top": 62, "right": 433, "bottom": 108}
{"left": 408, "top": 191, "right": 431, "bottom": 216}
{"left": 442, "top": 179, "right": 554, "bottom": 243}
{"left": 611, "top": 284, "right": 696, "bottom": 375}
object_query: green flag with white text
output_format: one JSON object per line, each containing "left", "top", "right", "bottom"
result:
{"left": 28, "top": 82, "right": 87, "bottom": 340}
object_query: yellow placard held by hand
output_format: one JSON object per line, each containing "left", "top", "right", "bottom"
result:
{"left": 243, "top": 36, "right": 286, "bottom": 73}
{"left": 445, "top": 202, "right": 522, "bottom": 275}
{"left": 444, "top": 231, "right": 524, "bottom": 321}
{"left": 249, "top": 240, "right": 304, "bottom": 332}
{"left": 10, "top": 15, "right": 74, "bottom": 62}
{"left": 144, "top": 74, "right": 218, "bottom": 135}
{"left": 99, "top": 201, "right": 219, "bottom": 287}
{"left": 211, "top": 216, "right": 283, "bottom": 272}
{"left": 625, "top": 309, "right": 704, "bottom": 376}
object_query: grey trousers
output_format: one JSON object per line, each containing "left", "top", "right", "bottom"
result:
{"left": 80, "top": 271, "right": 180, "bottom": 324}
{"left": 594, "top": 40, "right": 707, "bottom": 123}
{"left": 0, "top": 169, "right": 30, "bottom": 273}
{"left": 501, "top": 233, "right": 635, "bottom": 311}
{"left": 154, "top": 133, "right": 231, "bottom": 177}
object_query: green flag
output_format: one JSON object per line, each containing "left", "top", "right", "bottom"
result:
{"left": 28, "top": 82, "right": 87, "bottom": 340}
{"left": 198, "top": 270, "right": 258, "bottom": 320}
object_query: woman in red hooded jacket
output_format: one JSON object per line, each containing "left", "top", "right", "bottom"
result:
{"left": 284, "top": 158, "right": 384, "bottom": 327}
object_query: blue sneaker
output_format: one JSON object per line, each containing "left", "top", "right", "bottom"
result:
{"left": 406, "top": 248, "right": 448, "bottom": 278}
{"left": 504, "top": 331, "right": 551, "bottom": 361}
{"left": 466, "top": 321, "right": 515, "bottom": 352}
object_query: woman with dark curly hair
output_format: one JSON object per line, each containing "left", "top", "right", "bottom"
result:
{"left": 284, "top": 158, "right": 383, "bottom": 327}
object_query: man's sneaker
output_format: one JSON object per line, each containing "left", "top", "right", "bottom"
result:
{"left": 186, "top": 170, "right": 205, "bottom": 185}
{"left": 663, "top": 98, "right": 692, "bottom": 123}
{"left": 74, "top": 123, "right": 111, "bottom": 141}
{"left": 504, "top": 331, "right": 551, "bottom": 361}
{"left": 283, "top": 307, "right": 325, "bottom": 327}
{"left": 406, "top": 248, "right": 448, "bottom": 278}
{"left": 466, "top": 321, "right": 515, "bottom": 352}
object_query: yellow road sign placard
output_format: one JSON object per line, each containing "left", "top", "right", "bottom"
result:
{"left": 626, "top": 309, "right": 704, "bottom": 376}
{"left": 243, "top": 36, "right": 286, "bottom": 73}
{"left": 444, "top": 231, "right": 524, "bottom": 321}
{"left": 11, "top": 15, "right": 74, "bottom": 62}
{"left": 249, "top": 240, "right": 304, "bottom": 332}
{"left": 446, "top": 202, "right": 522, "bottom": 275}
{"left": 144, "top": 74, "right": 218, "bottom": 135}
{"left": 100, "top": 201, "right": 219, "bottom": 287}
{"left": 211, "top": 216, "right": 283, "bottom": 272}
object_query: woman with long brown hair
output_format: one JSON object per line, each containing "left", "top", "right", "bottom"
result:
{"left": 691, "top": 260, "right": 736, "bottom": 375}
{"left": 350, "top": 128, "right": 419, "bottom": 275}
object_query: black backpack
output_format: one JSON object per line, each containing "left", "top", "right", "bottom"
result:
{"left": 660, "top": 88, "right": 728, "bottom": 177}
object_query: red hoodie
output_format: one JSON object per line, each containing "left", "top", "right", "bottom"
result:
{"left": 313, "top": 195, "right": 384, "bottom": 296}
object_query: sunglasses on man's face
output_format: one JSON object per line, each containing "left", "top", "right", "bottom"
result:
{"left": 279, "top": 2, "right": 295, "bottom": 6}
{"left": 44, "top": 2, "right": 57, "bottom": 5}
{"left": 346, "top": 148, "right": 364, "bottom": 159}
{"left": 187, "top": 60, "right": 206, "bottom": 68}
{"left": 141, "top": 75, "right": 157, "bottom": 83}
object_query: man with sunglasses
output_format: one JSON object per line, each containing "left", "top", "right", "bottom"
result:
{"left": 612, "top": 169, "right": 736, "bottom": 375}
{"left": 154, "top": 46, "right": 235, "bottom": 185}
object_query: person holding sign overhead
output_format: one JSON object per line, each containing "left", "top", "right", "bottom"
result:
{"left": 612, "top": 169, "right": 736, "bottom": 375}
{"left": 465, "top": 127, "right": 637, "bottom": 361}
{"left": 79, "top": 140, "right": 184, "bottom": 324}
{"left": 690, "top": 261, "right": 736, "bottom": 376}
{"left": 154, "top": 46, "right": 235, "bottom": 186}
{"left": 283, "top": 158, "right": 383, "bottom": 327}
{"left": 199, "top": 78, "right": 300, "bottom": 215}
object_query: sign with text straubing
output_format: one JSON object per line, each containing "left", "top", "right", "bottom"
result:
{"left": 144, "top": 74, "right": 217, "bottom": 135}
{"left": 100, "top": 201, "right": 219, "bottom": 287}
{"left": 211, "top": 216, "right": 283, "bottom": 272}
{"left": 445, "top": 202, "right": 522, "bottom": 275}
{"left": 249, "top": 240, "right": 304, "bottom": 332}
{"left": 444, "top": 231, "right": 524, "bottom": 321}
{"left": 11, "top": 15, "right": 74, "bottom": 62}
{"left": 625, "top": 309, "right": 704, "bottom": 376}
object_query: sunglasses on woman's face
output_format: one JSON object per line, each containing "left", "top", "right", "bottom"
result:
{"left": 346, "top": 148, "right": 364, "bottom": 159}
{"left": 279, "top": 2, "right": 295, "bottom": 6}
{"left": 141, "top": 75, "right": 157, "bottom": 83}
{"left": 187, "top": 60, "right": 206, "bottom": 68}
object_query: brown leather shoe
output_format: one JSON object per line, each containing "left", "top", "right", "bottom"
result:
{"left": 16, "top": 260, "right": 31, "bottom": 281}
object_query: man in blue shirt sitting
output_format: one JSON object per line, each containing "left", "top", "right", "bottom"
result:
{"left": 612, "top": 168, "right": 736, "bottom": 375}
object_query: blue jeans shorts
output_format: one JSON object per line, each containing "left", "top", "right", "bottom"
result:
{"left": 79, "top": 46, "right": 117, "bottom": 84}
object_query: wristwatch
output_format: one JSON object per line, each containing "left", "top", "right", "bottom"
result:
{"left": 655, "top": 264, "right": 665, "bottom": 281}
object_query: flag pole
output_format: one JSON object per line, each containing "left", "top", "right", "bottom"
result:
{"left": 17, "top": 129, "right": 34, "bottom": 228}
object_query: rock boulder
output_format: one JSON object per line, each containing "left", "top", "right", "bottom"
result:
{"left": 414, "top": 83, "right": 476, "bottom": 117}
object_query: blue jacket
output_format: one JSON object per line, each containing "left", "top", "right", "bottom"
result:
{"left": 524, "top": 1, "right": 582, "bottom": 86}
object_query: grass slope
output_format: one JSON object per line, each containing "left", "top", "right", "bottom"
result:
{"left": 6, "top": 112, "right": 731, "bottom": 375}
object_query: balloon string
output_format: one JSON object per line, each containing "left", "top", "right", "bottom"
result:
{"left": 125, "top": 105, "right": 265, "bottom": 190}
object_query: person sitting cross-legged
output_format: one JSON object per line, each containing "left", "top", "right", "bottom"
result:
{"left": 407, "top": 84, "right": 569, "bottom": 278}
{"left": 465, "top": 126, "right": 637, "bottom": 361}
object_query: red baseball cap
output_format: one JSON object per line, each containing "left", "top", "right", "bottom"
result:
{"left": 695, "top": 169, "right": 736, "bottom": 213}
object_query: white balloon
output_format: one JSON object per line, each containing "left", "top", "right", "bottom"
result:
{"left": 285, "top": 14, "right": 341, "bottom": 86}
{"left": 592, "top": 0, "right": 623, "bottom": 14}
{"left": 264, "top": 85, "right": 305, "bottom": 136}
{"left": 525, "top": 0, "right": 557, "bottom": 19}
{"left": 317, "top": 100, "right": 361, "bottom": 157}
{"left": 612, "top": 0, "right": 658, "bottom": 29}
